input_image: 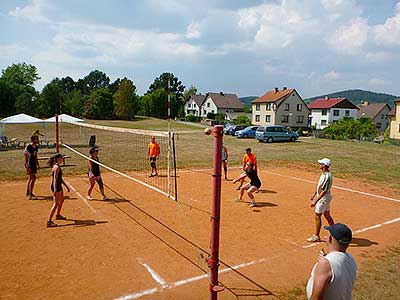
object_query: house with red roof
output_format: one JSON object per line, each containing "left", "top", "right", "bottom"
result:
{"left": 388, "top": 99, "right": 400, "bottom": 139}
{"left": 251, "top": 87, "right": 310, "bottom": 128}
{"left": 308, "top": 97, "right": 359, "bottom": 129}
{"left": 357, "top": 102, "right": 391, "bottom": 132}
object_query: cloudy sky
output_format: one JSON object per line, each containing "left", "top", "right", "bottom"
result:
{"left": 1, "top": 0, "right": 399, "bottom": 98}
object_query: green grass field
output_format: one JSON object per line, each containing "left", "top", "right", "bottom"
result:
{"left": 1, "top": 117, "right": 399, "bottom": 299}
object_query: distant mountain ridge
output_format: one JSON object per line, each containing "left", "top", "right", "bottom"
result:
{"left": 304, "top": 89, "right": 398, "bottom": 107}
{"left": 239, "top": 96, "right": 258, "bottom": 107}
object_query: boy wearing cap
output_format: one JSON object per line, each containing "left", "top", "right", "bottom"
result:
{"left": 307, "top": 158, "right": 335, "bottom": 242}
{"left": 306, "top": 223, "right": 357, "bottom": 300}
{"left": 147, "top": 136, "right": 160, "bottom": 177}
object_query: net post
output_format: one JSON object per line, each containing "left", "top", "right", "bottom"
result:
{"left": 172, "top": 133, "right": 177, "bottom": 201}
{"left": 55, "top": 114, "right": 59, "bottom": 153}
{"left": 209, "top": 125, "right": 223, "bottom": 300}
{"left": 167, "top": 74, "right": 171, "bottom": 197}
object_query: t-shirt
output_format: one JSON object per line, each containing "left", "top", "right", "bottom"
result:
{"left": 317, "top": 171, "right": 332, "bottom": 197}
{"left": 148, "top": 142, "right": 160, "bottom": 157}
{"left": 25, "top": 143, "right": 39, "bottom": 168}
{"left": 243, "top": 153, "right": 257, "bottom": 169}
{"left": 306, "top": 251, "right": 357, "bottom": 300}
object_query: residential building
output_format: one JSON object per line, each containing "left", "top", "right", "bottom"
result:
{"left": 200, "top": 92, "right": 244, "bottom": 119}
{"left": 388, "top": 99, "right": 400, "bottom": 139}
{"left": 357, "top": 102, "right": 391, "bottom": 131}
{"left": 251, "top": 87, "right": 310, "bottom": 128}
{"left": 184, "top": 94, "right": 206, "bottom": 116}
{"left": 308, "top": 97, "right": 359, "bottom": 129}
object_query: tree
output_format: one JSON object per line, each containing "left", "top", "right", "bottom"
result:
{"left": 1, "top": 63, "right": 40, "bottom": 86}
{"left": 63, "top": 89, "right": 85, "bottom": 116}
{"left": 109, "top": 78, "right": 121, "bottom": 95}
{"left": 147, "top": 72, "right": 185, "bottom": 118}
{"left": 38, "top": 79, "right": 63, "bottom": 117}
{"left": 77, "top": 70, "right": 110, "bottom": 95}
{"left": 85, "top": 88, "right": 113, "bottom": 119}
{"left": 59, "top": 76, "right": 76, "bottom": 94}
{"left": 15, "top": 88, "right": 37, "bottom": 114}
{"left": 113, "top": 79, "right": 138, "bottom": 120}
{"left": 236, "top": 115, "right": 251, "bottom": 126}
{"left": 183, "top": 85, "right": 197, "bottom": 102}
{"left": 139, "top": 89, "right": 171, "bottom": 118}
{"left": 0, "top": 78, "right": 15, "bottom": 116}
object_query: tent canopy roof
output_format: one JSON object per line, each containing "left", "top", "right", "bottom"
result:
{"left": 0, "top": 113, "right": 44, "bottom": 124}
{"left": 44, "top": 114, "right": 84, "bottom": 123}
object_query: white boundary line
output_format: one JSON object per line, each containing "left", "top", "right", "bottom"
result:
{"left": 264, "top": 170, "right": 400, "bottom": 203}
{"left": 62, "top": 143, "right": 176, "bottom": 201}
{"left": 137, "top": 259, "right": 168, "bottom": 288}
{"left": 64, "top": 180, "right": 97, "bottom": 214}
{"left": 302, "top": 216, "right": 400, "bottom": 249}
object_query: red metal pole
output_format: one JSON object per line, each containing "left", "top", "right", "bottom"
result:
{"left": 209, "top": 125, "right": 223, "bottom": 300}
{"left": 55, "top": 114, "right": 59, "bottom": 153}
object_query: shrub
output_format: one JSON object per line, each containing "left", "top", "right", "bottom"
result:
{"left": 185, "top": 114, "right": 200, "bottom": 122}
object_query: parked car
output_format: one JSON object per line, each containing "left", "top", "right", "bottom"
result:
{"left": 255, "top": 125, "right": 298, "bottom": 143}
{"left": 226, "top": 125, "right": 247, "bottom": 136}
{"left": 223, "top": 125, "right": 234, "bottom": 134}
{"left": 235, "top": 126, "right": 259, "bottom": 138}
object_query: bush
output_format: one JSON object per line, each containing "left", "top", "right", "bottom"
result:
{"left": 323, "top": 117, "right": 377, "bottom": 141}
{"left": 185, "top": 114, "right": 200, "bottom": 122}
{"left": 235, "top": 115, "right": 251, "bottom": 126}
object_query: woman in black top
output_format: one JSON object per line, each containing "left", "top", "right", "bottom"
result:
{"left": 24, "top": 135, "right": 40, "bottom": 199}
{"left": 233, "top": 162, "right": 261, "bottom": 207}
{"left": 87, "top": 147, "right": 108, "bottom": 200}
{"left": 47, "top": 154, "right": 70, "bottom": 227}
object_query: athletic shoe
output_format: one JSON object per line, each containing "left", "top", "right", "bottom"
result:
{"left": 46, "top": 221, "right": 57, "bottom": 228}
{"left": 102, "top": 195, "right": 109, "bottom": 201}
{"left": 235, "top": 198, "right": 242, "bottom": 202}
{"left": 56, "top": 214, "right": 67, "bottom": 220}
{"left": 29, "top": 195, "right": 37, "bottom": 200}
{"left": 236, "top": 186, "right": 241, "bottom": 190}
{"left": 148, "top": 174, "right": 154, "bottom": 177}
{"left": 307, "top": 235, "right": 321, "bottom": 242}
{"left": 249, "top": 202, "right": 257, "bottom": 207}
{"left": 86, "top": 196, "right": 93, "bottom": 201}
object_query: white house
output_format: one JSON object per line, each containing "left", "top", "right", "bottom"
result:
{"left": 184, "top": 94, "right": 206, "bottom": 116}
{"left": 308, "top": 97, "right": 359, "bottom": 129}
{"left": 200, "top": 92, "right": 244, "bottom": 118}
{"left": 388, "top": 99, "right": 400, "bottom": 139}
{"left": 252, "top": 87, "right": 310, "bottom": 129}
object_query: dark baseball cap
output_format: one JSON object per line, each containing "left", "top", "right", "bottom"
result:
{"left": 245, "top": 147, "right": 251, "bottom": 152}
{"left": 89, "top": 146, "right": 100, "bottom": 154}
{"left": 324, "top": 223, "right": 352, "bottom": 244}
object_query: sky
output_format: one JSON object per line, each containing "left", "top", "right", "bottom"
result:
{"left": 1, "top": 0, "right": 399, "bottom": 98}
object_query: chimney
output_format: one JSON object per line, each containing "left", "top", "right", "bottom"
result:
{"left": 274, "top": 87, "right": 279, "bottom": 93}
{"left": 361, "top": 101, "right": 369, "bottom": 106}
{"left": 220, "top": 91, "right": 224, "bottom": 96}
{"left": 283, "top": 86, "right": 287, "bottom": 90}
{"left": 325, "top": 96, "right": 329, "bottom": 100}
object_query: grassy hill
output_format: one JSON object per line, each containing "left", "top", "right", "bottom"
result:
{"left": 304, "top": 89, "right": 398, "bottom": 107}
{"left": 239, "top": 96, "right": 258, "bottom": 107}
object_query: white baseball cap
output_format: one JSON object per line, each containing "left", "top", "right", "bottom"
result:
{"left": 318, "top": 158, "right": 331, "bottom": 167}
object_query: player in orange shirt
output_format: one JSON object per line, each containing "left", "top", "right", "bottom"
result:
{"left": 147, "top": 136, "right": 160, "bottom": 177}
{"left": 236, "top": 147, "right": 257, "bottom": 190}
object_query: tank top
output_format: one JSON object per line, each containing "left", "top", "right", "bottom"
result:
{"left": 245, "top": 169, "right": 261, "bottom": 188}
{"left": 51, "top": 165, "right": 63, "bottom": 192}
{"left": 90, "top": 157, "right": 101, "bottom": 176}
{"left": 306, "top": 251, "right": 357, "bottom": 300}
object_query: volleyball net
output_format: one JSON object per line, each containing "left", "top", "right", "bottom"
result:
{"left": 59, "top": 121, "right": 177, "bottom": 200}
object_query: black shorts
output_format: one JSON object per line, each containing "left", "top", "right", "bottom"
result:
{"left": 51, "top": 184, "right": 62, "bottom": 193}
{"left": 150, "top": 157, "right": 157, "bottom": 167}
{"left": 27, "top": 165, "right": 37, "bottom": 174}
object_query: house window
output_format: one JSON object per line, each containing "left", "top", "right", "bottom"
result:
{"left": 188, "top": 103, "right": 191, "bottom": 108}
{"left": 255, "top": 115, "right": 260, "bottom": 122}
{"left": 376, "top": 123, "right": 381, "bottom": 129}
{"left": 265, "top": 115, "right": 271, "bottom": 122}
{"left": 322, "top": 109, "right": 327, "bottom": 116}
{"left": 381, "top": 114, "right": 385, "bottom": 119}
{"left": 255, "top": 104, "right": 260, "bottom": 111}
{"left": 296, "top": 116, "right": 304, "bottom": 123}
{"left": 207, "top": 102, "right": 210, "bottom": 108}
{"left": 282, "top": 115, "right": 289, "bottom": 123}
{"left": 321, "top": 120, "right": 327, "bottom": 126}
{"left": 333, "top": 110, "right": 339, "bottom": 116}
{"left": 203, "top": 110, "right": 206, "bottom": 115}
{"left": 345, "top": 110, "right": 350, "bottom": 117}
{"left": 284, "top": 103, "right": 290, "bottom": 111}
{"left": 194, "top": 103, "right": 196, "bottom": 107}
{"left": 297, "top": 104, "right": 302, "bottom": 111}
{"left": 266, "top": 103, "right": 272, "bottom": 111}
{"left": 212, "top": 110, "right": 214, "bottom": 113}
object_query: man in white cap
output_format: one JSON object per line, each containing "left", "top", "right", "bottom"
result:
{"left": 306, "top": 223, "right": 357, "bottom": 300}
{"left": 307, "top": 158, "right": 335, "bottom": 242}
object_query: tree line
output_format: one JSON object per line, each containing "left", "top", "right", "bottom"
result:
{"left": 0, "top": 62, "right": 198, "bottom": 120}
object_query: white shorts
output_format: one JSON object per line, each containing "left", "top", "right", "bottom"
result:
{"left": 315, "top": 195, "right": 332, "bottom": 214}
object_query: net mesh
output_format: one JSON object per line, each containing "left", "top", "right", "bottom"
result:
{"left": 60, "top": 121, "right": 177, "bottom": 200}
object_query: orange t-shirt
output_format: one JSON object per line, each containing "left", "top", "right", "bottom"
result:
{"left": 243, "top": 153, "right": 257, "bottom": 169}
{"left": 148, "top": 142, "right": 160, "bottom": 157}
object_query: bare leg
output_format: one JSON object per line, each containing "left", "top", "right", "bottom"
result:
{"left": 314, "top": 213, "right": 322, "bottom": 237}
{"left": 247, "top": 186, "right": 258, "bottom": 206}
{"left": 29, "top": 174, "right": 36, "bottom": 195}
{"left": 56, "top": 191, "right": 65, "bottom": 215}
{"left": 88, "top": 178, "right": 96, "bottom": 197}
{"left": 26, "top": 176, "right": 32, "bottom": 196}
{"left": 48, "top": 193, "right": 60, "bottom": 221}
{"left": 324, "top": 211, "right": 334, "bottom": 226}
{"left": 239, "top": 183, "right": 250, "bottom": 200}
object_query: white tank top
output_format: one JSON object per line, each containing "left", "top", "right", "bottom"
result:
{"left": 306, "top": 251, "right": 357, "bottom": 300}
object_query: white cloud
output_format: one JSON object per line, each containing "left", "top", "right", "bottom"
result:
{"left": 8, "top": 0, "right": 51, "bottom": 23}
{"left": 186, "top": 22, "right": 201, "bottom": 39}
{"left": 369, "top": 78, "right": 392, "bottom": 86}
{"left": 373, "top": 2, "right": 400, "bottom": 46}
{"left": 324, "top": 71, "right": 340, "bottom": 80}
{"left": 327, "top": 18, "right": 369, "bottom": 54}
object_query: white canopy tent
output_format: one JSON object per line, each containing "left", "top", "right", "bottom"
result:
{"left": 44, "top": 114, "right": 84, "bottom": 123}
{"left": 0, "top": 113, "right": 45, "bottom": 136}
